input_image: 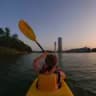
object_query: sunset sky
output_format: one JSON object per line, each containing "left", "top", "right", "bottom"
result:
{"left": 0, "top": 0, "right": 96, "bottom": 51}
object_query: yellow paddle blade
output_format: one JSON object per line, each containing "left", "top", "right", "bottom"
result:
{"left": 18, "top": 20, "right": 36, "bottom": 41}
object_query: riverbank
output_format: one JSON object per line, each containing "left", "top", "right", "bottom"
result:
{"left": 0, "top": 47, "right": 28, "bottom": 55}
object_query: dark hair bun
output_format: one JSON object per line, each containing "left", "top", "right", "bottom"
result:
{"left": 45, "top": 54, "right": 57, "bottom": 67}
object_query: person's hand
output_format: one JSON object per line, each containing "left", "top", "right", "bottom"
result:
{"left": 42, "top": 51, "right": 48, "bottom": 57}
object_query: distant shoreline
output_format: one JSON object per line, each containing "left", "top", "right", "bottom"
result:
{"left": 31, "top": 47, "right": 96, "bottom": 53}
{"left": 31, "top": 51, "right": 96, "bottom": 53}
{"left": 1, "top": 47, "right": 96, "bottom": 56}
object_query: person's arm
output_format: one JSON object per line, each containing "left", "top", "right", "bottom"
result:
{"left": 56, "top": 66, "right": 66, "bottom": 80}
{"left": 33, "top": 52, "right": 48, "bottom": 72}
{"left": 60, "top": 71, "right": 66, "bottom": 80}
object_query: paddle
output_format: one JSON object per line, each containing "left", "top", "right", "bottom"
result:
{"left": 18, "top": 20, "right": 44, "bottom": 52}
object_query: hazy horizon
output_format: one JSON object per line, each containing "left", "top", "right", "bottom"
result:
{"left": 0, "top": 0, "right": 96, "bottom": 51}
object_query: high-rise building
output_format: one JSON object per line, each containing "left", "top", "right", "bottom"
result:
{"left": 58, "top": 37, "right": 62, "bottom": 52}
{"left": 54, "top": 41, "right": 56, "bottom": 52}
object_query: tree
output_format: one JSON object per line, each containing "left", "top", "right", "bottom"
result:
{"left": 0, "top": 27, "right": 19, "bottom": 40}
{"left": 0, "top": 28, "right": 5, "bottom": 36}
{"left": 5, "top": 27, "right": 10, "bottom": 37}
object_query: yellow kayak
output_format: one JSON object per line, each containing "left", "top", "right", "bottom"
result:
{"left": 26, "top": 78, "right": 74, "bottom": 96}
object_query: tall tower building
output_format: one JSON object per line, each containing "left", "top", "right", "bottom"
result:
{"left": 58, "top": 37, "right": 62, "bottom": 52}
{"left": 54, "top": 41, "right": 56, "bottom": 52}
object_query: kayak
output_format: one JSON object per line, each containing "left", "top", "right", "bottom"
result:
{"left": 26, "top": 78, "right": 74, "bottom": 96}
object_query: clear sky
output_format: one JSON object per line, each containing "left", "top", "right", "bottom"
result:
{"left": 0, "top": 0, "right": 96, "bottom": 51}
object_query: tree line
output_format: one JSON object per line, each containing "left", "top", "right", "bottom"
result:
{"left": 0, "top": 27, "right": 18, "bottom": 39}
{"left": 0, "top": 27, "right": 32, "bottom": 53}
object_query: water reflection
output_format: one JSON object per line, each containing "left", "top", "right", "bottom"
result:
{"left": 57, "top": 52, "right": 63, "bottom": 67}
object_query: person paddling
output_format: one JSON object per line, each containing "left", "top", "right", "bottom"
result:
{"left": 33, "top": 52, "right": 66, "bottom": 90}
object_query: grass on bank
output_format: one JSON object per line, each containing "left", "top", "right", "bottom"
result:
{"left": 0, "top": 47, "right": 27, "bottom": 55}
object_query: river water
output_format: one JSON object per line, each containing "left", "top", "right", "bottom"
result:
{"left": 0, "top": 53, "right": 96, "bottom": 96}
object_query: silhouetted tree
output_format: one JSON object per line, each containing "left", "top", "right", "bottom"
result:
{"left": 0, "top": 27, "right": 32, "bottom": 52}
{"left": 5, "top": 27, "right": 10, "bottom": 37}
{"left": 0, "top": 28, "right": 5, "bottom": 36}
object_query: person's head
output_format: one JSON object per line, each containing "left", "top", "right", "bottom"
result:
{"left": 45, "top": 54, "right": 57, "bottom": 71}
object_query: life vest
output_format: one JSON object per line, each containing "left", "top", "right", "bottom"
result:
{"left": 36, "top": 72, "right": 61, "bottom": 91}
